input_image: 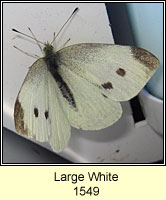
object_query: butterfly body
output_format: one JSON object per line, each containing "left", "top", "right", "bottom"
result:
{"left": 14, "top": 42, "right": 159, "bottom": 152}
{"left": 43, "top": 43, "right": 77, "bottom": 109}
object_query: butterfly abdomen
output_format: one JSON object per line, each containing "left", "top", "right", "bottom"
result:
{"left": 52, "top": 72, "right": 77, "bottom": 108}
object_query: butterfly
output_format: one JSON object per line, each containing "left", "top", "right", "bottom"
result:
{"left": 13, "top": 8, "right": 160, "bottom": 152}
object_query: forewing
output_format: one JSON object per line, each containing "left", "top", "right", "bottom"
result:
{"left": 14, "top": 59, "right": 71, "bottom": 152}
{"left": 55, "top": 43, "right": 160, "bottom": 101}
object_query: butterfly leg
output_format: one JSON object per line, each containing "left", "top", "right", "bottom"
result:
{"left": 13, "top": 45, "right": 40, "bottom": 59}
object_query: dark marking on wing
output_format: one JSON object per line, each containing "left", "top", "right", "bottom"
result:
{"left": 102, "top": 93, "right": 108, "bottom": 98}
{"left": 116, "top": 68, "right": 126, "bottom": 77}
{"left": 34, "top": 108, "right": 39, "bottom": 117}
{"left": 115, "top": 149, "right": 120, "bottom": 153}
{"left": 43, "top": 46, "right": 76, "bottom": 108}
{"left": 102, "top": 82, "right": 113, "bottom": 89}
{"left": 131, "top": 46, "right": 160, "bottom": 70}
{"left": 45, "top": 111, "right": 48, "bottom": 119}
{"left": 14, "top": 99, "right": 28, "bottom": 136}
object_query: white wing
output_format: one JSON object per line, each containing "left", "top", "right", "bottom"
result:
{"left": 14, "top": 59, "right": 71, "bottom": 152}
{"left": 54, "top": 61, "right": 122, "bottom": 130}
{"left": 56, "top": 43, "right": 159, "bottom": 102}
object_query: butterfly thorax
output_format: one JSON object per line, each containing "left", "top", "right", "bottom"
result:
{"left": 43, "top": 43, "right": 58, "bottom": 69}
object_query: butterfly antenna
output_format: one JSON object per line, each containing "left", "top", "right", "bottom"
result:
{"left": 53, "top": 32, "right": 56, "bottom": 39}
{"left": 12, "top": 28, "right": 45, "bottom": 45}
{"left": 51, "top": 7, "right": 79, "bottom": 45}
{"left": 61, "top": 38, "right": 71, "bottom": 48}
{"left": 52, "top": 32, "right": 57, "bottom": 49}
{"left": 13, "top": 45, "right": 40, "bottom": 59}
{"left": 28, "top": 27, "right": 43, "bottom": 52}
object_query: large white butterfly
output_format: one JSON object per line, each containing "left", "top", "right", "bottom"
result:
{"left": 14, "top": 8, "right": 160, "bottom": 152}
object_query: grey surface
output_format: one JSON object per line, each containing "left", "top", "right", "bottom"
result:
{"left": 3, "top": 127, "right": 71, "bottom": 164}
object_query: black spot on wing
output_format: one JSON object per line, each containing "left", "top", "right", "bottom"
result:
{"left": 102, "top": 82, "right": 113, "bottom": 89}
{"left": 116, "top": 68, "right": 126, "bottom": 77}
{"left": 45, "top": 111, "right": 48, "bottom": 119}
{"left": 34, "top": 108, "right": 39, "bottom": 117}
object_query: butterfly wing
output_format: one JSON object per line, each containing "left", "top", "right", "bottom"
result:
{"left": 53, "top": 64, "right": 122, "bottom": 130}
{"left": 14, "top": 58, "right": 71, "bottom": 152}
{"left": 53, "top": 43, "right": 159, "bottom": 130}
{"left": 55, "top": 43, "right": 160, "bottom": 102}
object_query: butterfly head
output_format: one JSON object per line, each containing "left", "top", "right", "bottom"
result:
{"left": 43, "top": 42, "right": 54, "bottom": 58}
